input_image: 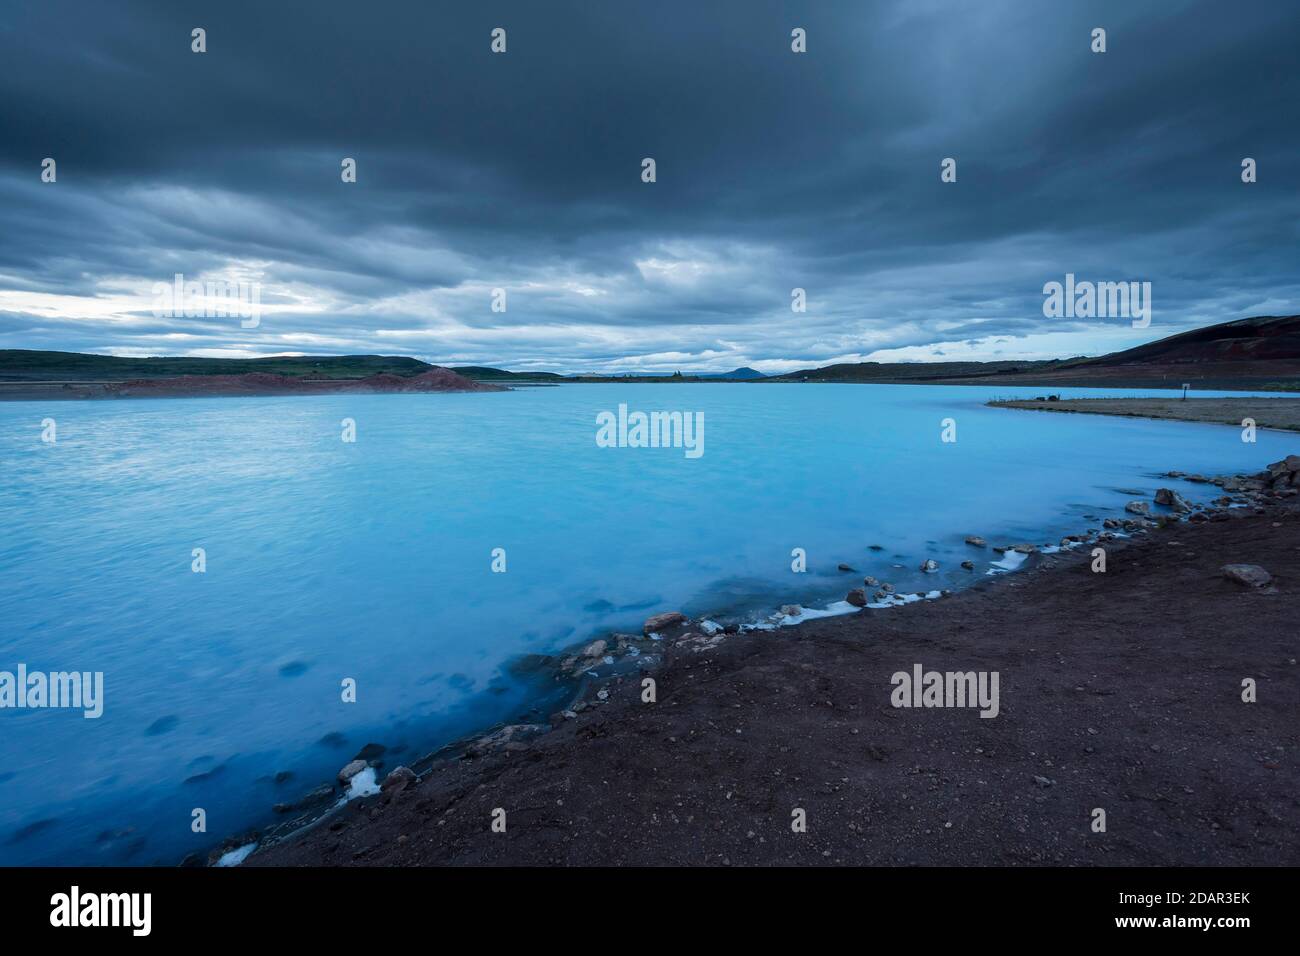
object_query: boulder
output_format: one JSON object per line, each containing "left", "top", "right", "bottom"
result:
{"left": 1266, "top": 455, "right": 1300, "bottom": 476}
{"left": 1154, "top": 488, "right": 1192, "bottom": 512}
{"left": 381, "top": 766, "right": 417, "bottom": 796}
{"left": 1221, "top": 564, "right": 1272, "bottom": 588}
{"left": 920, "top": 559, "right": 939, "bottom": 572}
{"left": 643, "top": 611, "right": 688, "bottom": 635}
{"left": 1125, "top": 501, "right": 1151, "bottom": 516}
{"left": 337, "top": 759, "right": 368, "bottom": 786}
{"left": 582, "top": 639, "right": 607, "bottom": 659}
{"left": 779, "top": 604, "right": 803, "bottom": 618}
{"left": 863, "top": 575, "right": 879, "bottom": 587}
{"left": 964, "top": 536, "right": 987, "bottom": 548}
{"left": 845, "top": 588, "right": 868, "bottom": 607}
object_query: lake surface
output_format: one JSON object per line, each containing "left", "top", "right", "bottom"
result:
{"left": 0, "top": 383, "right": 1290, "bottom": 864}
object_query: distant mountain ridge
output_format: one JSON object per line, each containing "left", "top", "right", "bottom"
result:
{"left": 3, "top": 314, "right": 1297, "bottom": 391}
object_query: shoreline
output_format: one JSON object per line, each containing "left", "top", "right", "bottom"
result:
{"left": 7, "top": 378, "right": 1300, "bottom": 403}
{"left": 227, "top": 456, "right": 1300, "bottom": 867}
{"left": 989, "top": 396, "right": 1300, "bottom": 432}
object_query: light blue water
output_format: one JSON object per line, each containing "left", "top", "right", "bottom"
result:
{"left": 0, "top": 383, "right": 1292, "bottom": 864}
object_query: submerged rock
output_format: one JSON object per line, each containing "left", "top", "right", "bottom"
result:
{"left": 961, "top": 560, "right": 975, "bottom": 570}
{"left": 964, "top": 536, "right": 987, "bottom": 548}
{"left": 1221, "top": 564, "right": 1272, "bottom": 588}
{"left": 352, "top": 742, "right": 387, "bottom": 762}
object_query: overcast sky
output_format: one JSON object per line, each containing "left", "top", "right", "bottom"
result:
{"left": 1, "top": 0, "right": 1297, "bottom": 374}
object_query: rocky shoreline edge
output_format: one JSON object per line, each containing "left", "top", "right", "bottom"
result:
{"left": 198, "top": 454, "right": 1300, "bottom": 867}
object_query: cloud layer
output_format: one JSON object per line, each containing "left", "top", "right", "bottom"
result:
{"left": 1, "top": 0, "right": 1297, "bottom": 373}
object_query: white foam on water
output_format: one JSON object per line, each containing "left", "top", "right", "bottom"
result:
{"left": 215, "top": 842, "right": 257, "bottom": 867}
{"left": 774, "top": 601, "right": 859, "bottom": 625}
{"left": 986, "top": 550, "right": 1029, "bottom": 575}
{"left": 345, "top": 767, "right": 380, "bottom": 800}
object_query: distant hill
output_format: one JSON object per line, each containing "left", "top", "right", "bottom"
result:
{"left": 701, "top": 367, "right": 765, "bottom": 379}
{"left": 767, "top": 359, "right": 1067, "bottom": 384}
{"left": 765, "top": 315, "right": 1300, "bottom": 391}
{"left": 0, "top": 350, "right": 433, "bottom": 382}
{"left": 1071, "top": 315, "right": 1300, "bottom": 368}
{"left": 449, "top": 366, "right": 566, "bottom": 382}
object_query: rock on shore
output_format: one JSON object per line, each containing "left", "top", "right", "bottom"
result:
{"left": 643, "top": 611, "right": 688, "bottom": 634}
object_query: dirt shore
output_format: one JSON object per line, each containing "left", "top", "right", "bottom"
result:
{"left": 247, "top": 485, "right": 1300, "bottom": 867}
{"left": 990, "top": 397, "right": 1300, "bottom": 432}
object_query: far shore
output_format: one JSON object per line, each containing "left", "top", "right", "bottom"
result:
{"left": 989, "top": 396, "right": 1300, "bottom": 432}
{"left": 0, "top": 369, "right": 504, "bottom": 401}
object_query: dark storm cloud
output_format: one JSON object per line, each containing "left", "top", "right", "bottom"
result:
{"left": 0, "top": 0, "right": 1297, "bottom": 371}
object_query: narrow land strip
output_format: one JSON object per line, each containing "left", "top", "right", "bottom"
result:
{"left": 989, "top": 397, "right": 1300, "bottom": 432}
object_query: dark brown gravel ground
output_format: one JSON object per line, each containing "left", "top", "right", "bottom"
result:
{"left": 249, "top": 504, "right": 1300, "bottom": 867}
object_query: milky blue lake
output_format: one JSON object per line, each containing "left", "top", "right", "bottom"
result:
{"left": 0, "top": 383, "right": 1290, "bottom": 864}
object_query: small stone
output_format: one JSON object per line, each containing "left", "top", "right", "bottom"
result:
{"left": 1221, "top": 564, "right": 1272, "bottom": 588}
